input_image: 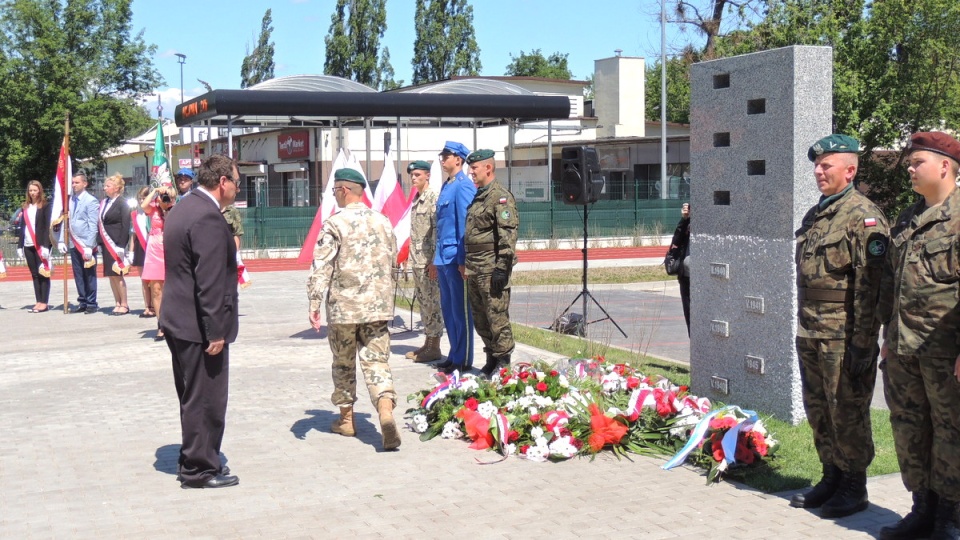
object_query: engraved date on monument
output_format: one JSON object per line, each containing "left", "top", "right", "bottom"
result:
{"left": 710, "top": 376, "right": 730, "bottom": 395}
{"left": 710, "top": 320, "right": 730, "bottom": 337}
{"left": 745, "top": 296, "right": 764, "bottom": 314}
{"left": 745, "top": 355, "right": 765, "bottom": 374}
{"left": 710, "top": 263, "right": 729, "bottom": 279}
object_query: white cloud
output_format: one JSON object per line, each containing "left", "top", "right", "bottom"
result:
{"left": 139, "top": 87, "right": 195, "bottom": 120}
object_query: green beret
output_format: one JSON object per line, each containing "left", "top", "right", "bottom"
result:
{"left": 406, "top": 160, "right": 431, "bottom": 173}
{"left": 333, "top": 168, "right": 366, "bottom": 186}
{"left": 808, "top": 134, "right": 860, "bottom": 161}
{"left": 466, "top": 149, "right": 495, "bottom": 164}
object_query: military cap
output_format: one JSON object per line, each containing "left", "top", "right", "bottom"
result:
{"left": 906, "top": 131, "right": 960, "bottom": 164}
{"left": 466, "top": 149, "right": 495, "bottom": 164}
{"left": 439, "top": 141, "right": 470, "bottom": 160}
{"left": 333, "top": 168, "right": 366, "bottom": 187}
{"left": 176, "top": 168, "right": 195, "bottom": 179}
{"left": 407, "top": 160, "right": 431, "bottom": 173}
{"left": 808, "top": 134, "right": 860, "bottom": 161}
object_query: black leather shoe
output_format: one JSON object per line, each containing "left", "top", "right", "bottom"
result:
{"left": 441, "top": 364, "right": 464, "bottom": 375}
{"left": 435, "top": 360, "right": 453, "bottom": 370}
{"left": 180, "top": 474, "right": 239, "bottom": 489}
{"left": 177, "top": 466, "right": 230, "bottom": 482}
{"left": 71, "top": 306, "right": 87, "bottom": 314}
{"left": 84, "top": 306, "right": 98, "bottom": 314}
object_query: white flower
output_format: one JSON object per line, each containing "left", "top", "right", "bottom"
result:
{"left": 534, "top": 395, "right": 554, "bottom": 407}
{"left": 524, "top": 385, "right": 535, "bottom": 396}
{"left": 505, "top": 399, "right": 518, "bottom": 411}
{"left": 503, "top": 443, "right": 516, "bottom": 456}
{"left": 752, "top": 420, "right": 768, "bottom": 437}
{"left": 534, "top": 436, "right": 548, "bottom": 448}
{"left": 558, "top": 375, "right": 570, "bottom": 388}
{"left": 477, "top": 401, "right": 498, "bottom": 419}
{"left": 412, "top": 414, "right": 429, "bottom": 433}
{"left": 669, "top": 413, "right": 701, "bottom": 439}
{"left": 524, "top": 445, "right": 548, "bottom": 462}
{"left": 458, "top": 378, "right": 479, "bottom": 393}
{"left": 528, "top": 406, "right": 539, "bottom": 416}
{"left": 601, "top": 373, "right": 623, "bottom": 393}
{"left": 548, "top": 435, "right": 579, "bottom": 459}
{"left": 517, "top": 396, "right": 535, "bottom": 408}
{"left": 535, "top": 371, "right": 546, "bottom": 381}
{"left": 607, "top": 406, "right": 625, "bottom": 417}
{"left": 531, "top": 426, "right": 544, "bottom": 439}
{"left": 441, "top": 421, "right": 463, "bottom": 439}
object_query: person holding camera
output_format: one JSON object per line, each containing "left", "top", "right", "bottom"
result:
{"left": 141, "top": 184, "right": 177, "bottom": 339}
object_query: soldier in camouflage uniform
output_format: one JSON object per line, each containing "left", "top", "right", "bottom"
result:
{"left": 791, "top": 135, "right": 889, "bottom": 519}
{"left": 877, "top": 132, "right": 960, "bottom": 540}
{"left": 463, "top": 149, "right": 519, "bottom": 378}
{"left": 221, "top": 205, "right": 243, "bottom": 250}
{"left": 306, "top": 168, "right": 401, "bottom": 451}
{"left": 404, "top": 161, "right": 444, "bottom": 363}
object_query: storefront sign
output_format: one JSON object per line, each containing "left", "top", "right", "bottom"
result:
{"left": 278, "top": 131, "right": 310, "bottom": 159}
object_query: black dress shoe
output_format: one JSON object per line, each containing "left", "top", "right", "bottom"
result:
{"left": 84, "top": 307, "right": 98, "bottom": 314}
{"left": 70, "top": 306, "right": 87, "bottom": 314}
{"left": 180, "top": 474, "right": 239, "bottom": 489}
{"left": 441, "top": 364, "right": 464, "bottom": 375}
{"left": 435, "top": 360, "right": 453, "bottom": 369}
{"left": 177, "top": 466, "right": 229, "bottom": 482}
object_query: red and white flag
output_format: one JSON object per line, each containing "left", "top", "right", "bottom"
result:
{"left": 50, "top": 133, "right": 72, "bottom": 226}
{"left": 237, "top": 252, "right": 252, "bottom": 289}
{"left": 297, "top": 149, "right": 348, "bottom": 264}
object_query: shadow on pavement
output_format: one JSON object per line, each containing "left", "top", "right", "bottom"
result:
{"left": 290, "top": 327, "right": 327, "bottom": 340}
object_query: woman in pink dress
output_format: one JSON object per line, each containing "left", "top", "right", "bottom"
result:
{"left": 141, "top": 185, "right": 177, "bottom": 340}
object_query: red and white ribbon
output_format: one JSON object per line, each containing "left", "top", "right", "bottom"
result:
{"left": 98, "top": 199, "right": 127, "bottom": 275}
{"left": 132, "top": 210, "right": 148, "bottom": 253}
{"left": 22, "top": 209, "right": 54, "bottom": 277}
{"left": 237, "top": 251, "right": 251, "bottom": 289}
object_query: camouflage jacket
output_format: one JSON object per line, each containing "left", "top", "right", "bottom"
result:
{"left": 307, "top": 202, "right": 397, "bottom": 323}
{"left": 464, "top": 180, "right": 519, "bottom": 275}
{"left": 879, "top": 187, "right": 960, "bottom": 357}
{"left": 795, "top": 186, "right": 889, "bottom": 343}
{"left": 408, "top": 189, "right": 438, "bottom": 269}
{"left": 221, "top": 205, "right": 244, "bottom": 237}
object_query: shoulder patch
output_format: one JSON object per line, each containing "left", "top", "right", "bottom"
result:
{"left": 868, "top": 238, "right": 887, "bottom": 257}
{"left": 500, "top": 210, "right": 510, "bottom": 220}
{"left": 864, "top": 217, "right": 877, "bottom": 227}
{"left": 498, "top": 197, "right": 507, "bottom": 204}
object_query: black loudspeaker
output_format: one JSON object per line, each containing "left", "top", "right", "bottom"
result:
{"left": 560, "top": 146, "right": 602, "bottom": 205}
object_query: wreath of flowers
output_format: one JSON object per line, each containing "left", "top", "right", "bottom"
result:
{"left": 407, "top": 356, "right": 779, "bottom": 482}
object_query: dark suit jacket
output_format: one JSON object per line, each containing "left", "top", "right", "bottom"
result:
{"left": 99, "top": 197, "right": 131, "bottom": 249}
{"left": 17, "top": 203, "right": 53, "bottom": 249}
{"left": 159, "top": 190, "right": 239, "bottom": 344}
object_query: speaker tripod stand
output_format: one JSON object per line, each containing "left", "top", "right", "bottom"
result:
{"left": 557, "top": 204, "right": 628, "bottom": 338}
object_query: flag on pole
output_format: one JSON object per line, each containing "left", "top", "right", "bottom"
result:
{"left": 297, "top": 150, "right": 349, "bottom": 264}
{"left": 50, "top": 128, "right": 72, "bottom": 226}
{"left": 370, "top": 151, "right": 412, "bottom": 264}
{"left": 429, "top": 157, "right": 444, "bottom": 194}
{"left": 151, "top": 121, "right": 173, "bottom": 186}
{"left": 343, "top": 152, "right": 375, "bottom": 207}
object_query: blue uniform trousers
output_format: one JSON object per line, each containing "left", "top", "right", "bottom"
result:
{"left": 70, "top": 247, "right": 98, "bottom": 310}
{"left": 437, "top": 263, "right": 473, "bottom": 368}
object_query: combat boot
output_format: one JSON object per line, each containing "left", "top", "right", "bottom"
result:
{"left": 930, "top": 498, "right": 959, "bottom": 540}
{"left": 820, "top": 470, "right": 869, "bottom": 518}
{"left": 413, "top": 336, "right": 442, "bottom": 363}
{"left": 404, "top": 339, "right": 426, "bottom": 360}
{"left": 378, "top": 397, "right": 401, "bottom": 451}
{"left": 479, "top": 351, "right": 499, "bottom": 378}
{"left": 791, "top": 464, "right": 842, "bottom": 508}
{"left": 497, "top": 354, "right": 512, "bottom": 371}
{"left": 331, "top": 407, "right": 355, "bottom": 437}
{"left": 880, "top": 490, "right": 938, "bottom": 540}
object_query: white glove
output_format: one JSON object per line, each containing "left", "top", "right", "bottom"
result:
{"left": 17, "top": 248, "right": 24, "bottom": 258}
{"left": 40, "top": 246, "right": 50, "bottom": 259}
{"left": 82, "top": 247, "right": 92, "bottom": 260}
{"left": 58, "top": 242, "right": 67, "bottom": 253}
{"left": 115, "top": 248, "right": 125, "bottom": 260}
{"left": 124, "top": 253, "right": 134, "bottom": 266}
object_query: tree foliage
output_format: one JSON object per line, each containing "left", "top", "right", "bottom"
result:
{"left": 323, "top": 0, "right": 399, "bottom": 90}
{"left": 411, "top": 0, "right": 481, "bottom": 84}
{"left": 0, "top": 0, "right": 159, "bottom": 205}
{"left": 669, "top": 0, "right": 763, "bottom": 59}
{"left": 240, "top": 9, "right": 276, "bottom": 89}
{"left": 644, "top": 51, "right": 695, "bottom": 124}
{"left": 505, "top": 49, "right": 572, "bottom": 79}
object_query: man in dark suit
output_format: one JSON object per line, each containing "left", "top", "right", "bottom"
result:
{"left": 160, "top": 154, "right": 240, "bottom": 489}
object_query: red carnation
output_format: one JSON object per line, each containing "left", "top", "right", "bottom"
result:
{"left": 550, "top": 370, "right": 559, "bottom": 377}
{"left": 530, "top": 413, "right": 541, "bottom": 423}
{"left": 679, "top": 385, "right": 689, "bottom": 393}
{"left": 536, "top": 381, "right": 548, "bottom": 392}
{"left": 464, "top": 397, "right": 479, "bottom": 411}
{"left": 626, "top": 376, "right": 640, "bottom": 389}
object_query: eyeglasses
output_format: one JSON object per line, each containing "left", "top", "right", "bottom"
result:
{"left": 221, "top": 174, "right": 239, "bottom": 185}
{"left": 333, "top": 185, "right": 348, "bottom": 194}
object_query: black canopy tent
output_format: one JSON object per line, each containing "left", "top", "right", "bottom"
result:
{"left": 172, "top": 75, "right": 573, "bottom": 191}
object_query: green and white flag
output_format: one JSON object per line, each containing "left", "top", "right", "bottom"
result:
{"left": 151, "top": 121, "right": 172, "bottom": 186}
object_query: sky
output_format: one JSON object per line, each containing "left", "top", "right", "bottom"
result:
{"left": 131, "top": 0, "right": 701, "bottom": 119}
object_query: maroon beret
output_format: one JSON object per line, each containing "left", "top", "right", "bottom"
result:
{"left": 907, "top": 131, "right": 960, "bottom": 163}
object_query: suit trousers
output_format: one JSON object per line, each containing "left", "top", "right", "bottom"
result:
{"left": 437, "top": 263, "right": 473, "bottom": 368}
{"left": 165, "top": 334, "right": 229, "bottom": 484}
{"left": 24, "top": 246, "right": 51, "bottom": 304}
{"left": 69, "top": 247, "right": 98, "bottom": 309}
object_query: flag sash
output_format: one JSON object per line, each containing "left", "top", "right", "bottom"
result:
{"left": 98, "top": 199, "right": 127, "bottom": 275}
{"left": 22, "top": 207, "right": 53, "bottom": 276}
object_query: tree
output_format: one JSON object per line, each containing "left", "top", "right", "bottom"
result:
{"left": 240, "top": 9, "right": 275, "bottom": 89}
{"left": 411, "top": 0, "right": 481, "bottom": 84}
{"left": 505, "top": 49, "right": 572, "bottom": 79}
{"left": 0, "top": 0, "right": 159, "bottom": 204}
{"left": 323, "top": 0, "right": 398, "bottom": 90}
{"left": 644, "top": 51, "right": 694, "bottom": 124}
{"left": 668, "top": 0, "right": 763, "bottom": 59}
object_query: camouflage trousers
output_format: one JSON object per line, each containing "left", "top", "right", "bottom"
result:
{"left": 328, "top": 321, "right": 396, "bottom": 408}
{"left": 796, "top": 337, "right": 876, "bottom": 472}
{"left": 467, "top": 273, "right": 515, "bottom": 358}
{"left": 882, "top": 351, "right": 960, "bottom": 500}
{"left": 413, "top": 266, "right": 444, "bottom": 338}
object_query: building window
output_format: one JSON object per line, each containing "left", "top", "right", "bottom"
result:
{"left": 285, "top": 172, "right": 309, "bottom": 207}
{"left": 633, "top": 163, "right": 690, "bottom": 200}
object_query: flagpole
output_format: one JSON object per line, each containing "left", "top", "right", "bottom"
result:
{"left": 62, "top": 112, "right": 71, "bottom": 314}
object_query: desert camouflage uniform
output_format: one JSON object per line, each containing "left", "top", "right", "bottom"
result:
{"left": 464, "top": 180, "right": 519, "bottom": 358}
{"left": 409, "top": 189, "right": 444, "bottom": 337}
{"left": 221, "top": 205, "right": 244, "bottom": 238}
{"left": 795, "top": 185, "right": 889, "bottom": 472}
{"left": 307, "top": 202, "right": 398, "bottom": 408}
{"left": 878, "top": 187, "right": 960, "bottom": 500}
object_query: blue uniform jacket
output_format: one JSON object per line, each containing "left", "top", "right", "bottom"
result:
{"left": 433, "top": 170, "right": 477, "bottom": 266}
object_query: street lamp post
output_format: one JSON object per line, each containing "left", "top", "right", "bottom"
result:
{"left": 175, "top": 53, "right": 187, "bottom": 169}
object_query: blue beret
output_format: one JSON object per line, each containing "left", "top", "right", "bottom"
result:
{"left": 407, "top": 160, "right": 431, "bottom": 173}
{"left": 333, "top": 168, "right": 366, "bottom": 186}
{"left": 439, "top": 141, "right": 470, "bottom": 160}
{"left": 808, "top": 134, "right": 860, "bottom": 161}
{"left": 467, "top": 149, "right": 495, "bottom": 164}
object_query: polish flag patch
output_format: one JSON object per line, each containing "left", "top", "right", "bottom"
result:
{"left": 864, "top": 217, "right": 877, "bottom": 227}
{"left": 499, "top": 197, "right": 507, "bottom": 204}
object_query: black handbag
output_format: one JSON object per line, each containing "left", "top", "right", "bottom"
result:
{"left": 664, "top": 251, "right": 682, "bottom": 276}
